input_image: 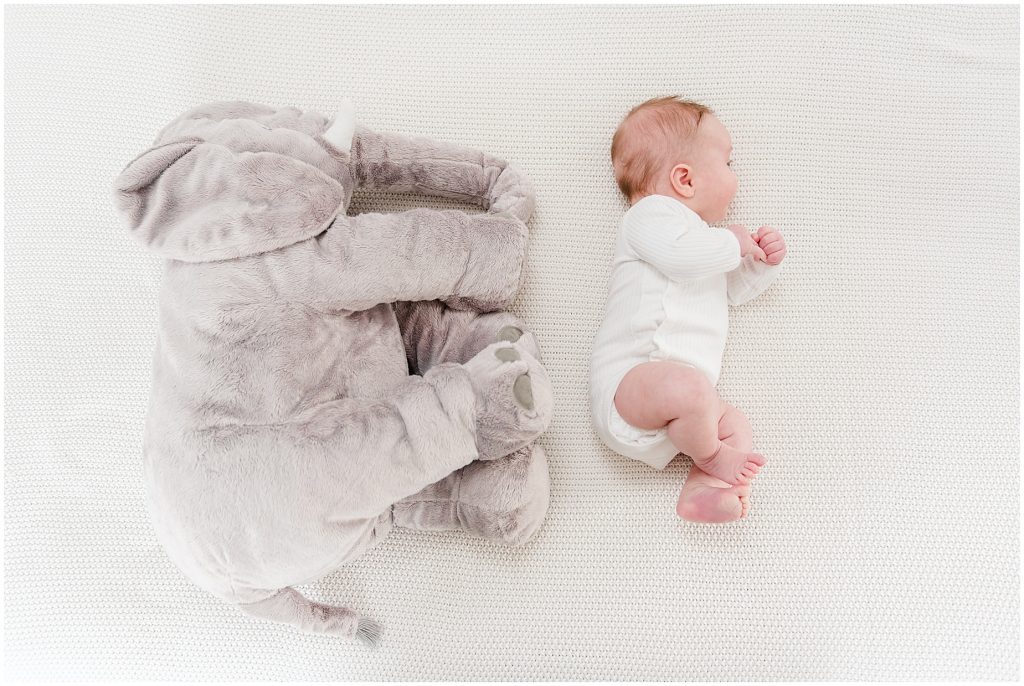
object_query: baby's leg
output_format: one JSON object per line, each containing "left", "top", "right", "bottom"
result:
{"left": 677, "top": 401, "right": 755, "bottom": 523}
{"left": 614, "top": 362, "right": 764, "bottom": 485}
{"left": 716, "top": 400, "right": 754, "bottom": 453}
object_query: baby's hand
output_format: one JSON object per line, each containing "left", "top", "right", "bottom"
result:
{"left": 726, "top": 224, "right": 767, "bottom": 262}
{"left": 754, "top": 226, "right": 787, "bottom": 266}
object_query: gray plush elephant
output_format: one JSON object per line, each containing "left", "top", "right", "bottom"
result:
{"left": 112, "top": 101, "right": 554, "bottom": 645}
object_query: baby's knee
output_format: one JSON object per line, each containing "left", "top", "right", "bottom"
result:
{"left": 615, "top": 361, "right": 715, "bottom": 424}
{"left": 659, "top": 364, "right": 715, "bottom": 412}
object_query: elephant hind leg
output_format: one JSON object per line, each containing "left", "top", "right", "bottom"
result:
{"left": 392, "top": 441, "right": 550, "bottom": 546}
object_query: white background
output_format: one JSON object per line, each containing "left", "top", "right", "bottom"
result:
{"left": 4, "top": 4, "right": 1018, "bottom": 679}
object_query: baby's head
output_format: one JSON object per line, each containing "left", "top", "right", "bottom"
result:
{"left": 611, "top": 96, "right": 736, "bottom": 223}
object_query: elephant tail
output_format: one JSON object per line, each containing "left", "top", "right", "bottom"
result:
{"left": 237, "top": 587, "right": 383, "bottom": 647}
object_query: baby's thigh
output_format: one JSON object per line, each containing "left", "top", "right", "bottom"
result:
{"left": 614, "top": 361, "right": 716, "bottom": 429}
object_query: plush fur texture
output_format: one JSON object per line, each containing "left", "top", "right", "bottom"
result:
{"left": 111, "top": 102, "right": 553, "bottom": 644}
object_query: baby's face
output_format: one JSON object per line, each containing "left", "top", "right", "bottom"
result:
{"left": 684, "top": 114, "right": 737, "bottom": 224}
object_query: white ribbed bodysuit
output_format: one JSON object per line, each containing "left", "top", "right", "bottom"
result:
{"left": 590, "top": 194, "right": 780, "bottom": 469}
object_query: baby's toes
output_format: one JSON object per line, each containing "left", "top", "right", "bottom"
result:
{"left": 740, "top": 460, "right": 764, "bottom": 479}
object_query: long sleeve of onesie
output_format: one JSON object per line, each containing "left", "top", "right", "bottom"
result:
{"left": 623, "top": 195, "right": 742, "bottom": 281}
{"left": 727, "top": 256, "right": 782, "bottom": 306}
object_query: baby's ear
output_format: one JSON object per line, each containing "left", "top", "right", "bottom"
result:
{"left": 669, "top": 163, "right": 695, "bottom": 198}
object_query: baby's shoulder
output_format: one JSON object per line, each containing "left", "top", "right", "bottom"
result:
{"left": 621, "top": 194, "right": 702, "bottom": 234}
{"left": 625, "top": 193, "right": 677, "bottom": 218}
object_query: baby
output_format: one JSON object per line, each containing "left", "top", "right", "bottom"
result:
{"left": 590, "top": 96, "right": 787, "bottom": 523}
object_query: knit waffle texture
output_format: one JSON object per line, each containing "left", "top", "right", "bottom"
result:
{"left": 5, "top": 4, "right": 1018, "bottom": 680}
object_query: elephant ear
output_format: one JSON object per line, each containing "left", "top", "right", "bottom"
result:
{"left": 112, "top": 136, "right": 345, "bottom": 262}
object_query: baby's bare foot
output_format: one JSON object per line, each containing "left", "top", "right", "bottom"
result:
{"left": 676, "top": 471, "right": 751, "bottom": 523}
{"left": 692, "top": 441, "right": 765, "bottom": 485}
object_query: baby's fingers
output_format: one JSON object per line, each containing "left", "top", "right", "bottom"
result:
{"left": 765, "top": 246, "right": 787, "bottom": 265}
{"left": 752, "top": 244, "right": 768, "bottom": 262}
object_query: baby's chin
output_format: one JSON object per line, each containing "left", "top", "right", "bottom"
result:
{"left": 701, "top": 209, "right": 727, "bottom": 224}
{"left": 710, "top": 206, "right": 732, "bottom": 224}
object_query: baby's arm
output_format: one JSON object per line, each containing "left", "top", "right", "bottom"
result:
{"left": 625, "top": 204, "right": 763, "bottom": 281}
{"left": 727, "top": 226, "right": 786, "bottom": 306}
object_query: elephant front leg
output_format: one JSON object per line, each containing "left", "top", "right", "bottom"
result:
{"left": 391, "top": 442, "right": 550, "bottom": 546}
{"left": 395, "top": 300, "right": 542, "bottom": 376}
{"left": 392, "top": 301, "right": 551, "bottom": 543}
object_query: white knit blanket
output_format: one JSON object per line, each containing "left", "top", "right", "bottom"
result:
{"left": 5, "top": 5, "right": 1018, "bottom": 680}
